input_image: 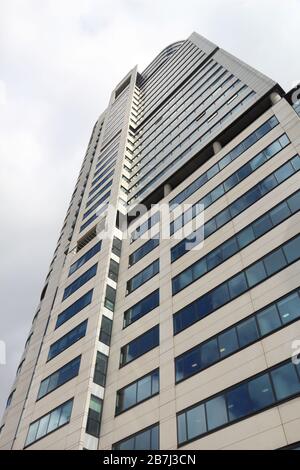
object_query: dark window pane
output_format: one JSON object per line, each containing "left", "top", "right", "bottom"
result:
{"left": 215, "top": 208, "right": 231, "bottom": 228}
{"left": 260, "top": 175, "right": 277, "bottom": 195}
{"left": 222, "top": 238, "right": 239, "bottom": 260}
{"left": 211, "top": 284, "right": 230, "bottom": 309}
{"left": 206, "top": 395, "right": 228, "bottom": 430}
{"left": 283, "top": 236, "right": 300, "bottom": 263}
{"left": 176, "top": 348, "right": 202, "bottom": 382}
{"left": 237, "top": 317, "right": 259, "bottom": 347}
{"left": 201, "top": 338, "right": 219, "bottom": 369}
{"left": 237, "top": 226, "right": 255, "bottom": 249}
{"left": 257, "top": 305, "right": 281, "bottom": 336}
{"left": 135, "top": 429, "right": 151, "bottom": 450}
{"left": 287, "top": 191, "right": 300, "bottom": 214}
{"left": 245, "top": 261, "right": 266, "bottom": 287}
{"left": 263, "top": 248, "right": 286, "bottom": 276}
{"left": 248, "top": 374, "right": 275, "bottom": 411}
{"left": 227, "top": 383, "right": 252, "bottom": 421}
{"left": 269, "top": 202, "right": 290, "bottom": 226}
{"left": 218, "top": 328, "right": 239, "bottom": 358}
{"left": 277, "top": 292, "right": 300, "bottom": 324}
{"left": 228, "top": 272, "right": 248, "bottom": 299}
{"left": 252, "top": 214, "right": 273, "bottom": 238}
{"left": 137, "top": 375, "right": 152, "bottom": 402}
{"left": 250, "top": 152, "right": 266, "bottom": 171}
{"left": 271, "top": 362, "right": 300, "bottom": 400}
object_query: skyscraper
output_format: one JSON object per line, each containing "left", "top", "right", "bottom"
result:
{"left": 1, "top": 32, "right": 300, "bottom": 450}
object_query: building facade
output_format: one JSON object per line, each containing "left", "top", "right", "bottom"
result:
{"left": 1, "top": 32, "right": 300, "bottom": 450}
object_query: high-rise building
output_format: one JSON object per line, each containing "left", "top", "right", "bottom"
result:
{"left": 1, "top": 32, "right": 300, "bottom": 450}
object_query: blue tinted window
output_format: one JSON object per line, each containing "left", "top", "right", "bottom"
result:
{"left": 127, "top": 260, "right": 159, "bottom": 293}
{"left": 25, "top": 399, "right": 73, "bottom": 447}
{"left": 257, "top": 305, "right": 281, "bottom": 336}
{"left": 63, "top": 265, "right": 97, "bottom": 301}
{"left": 120, "top": 326, "right": 159, "bottom": 366}
{"left": 245, "top": 261, "right": 266, "bottom": 287}
{"left": 129, "top": 237, "right": 159, "bottom": 266}
{"left": 116, "top": 369, "right": 159, "bottom": 414}
{"left": 113, "top": 424, "right": 159, "bottom": 450}
{"left": 237, "top": 317, "right": 259, "bottom": 347}
{"left": 69, "top": 242, "right": 101, "bottom": 276}
{"left": 48, "top": 320, "right": 87, "bottom": 361}
{"left": 218, "top": 328, "right": 239, "bottom": 358}
{"left": 271, "top": 362, "right": 300, "bottom": 400}
{"left": 56, "top": 290, "right": 93, "bottom": 328}
{"left": 38, "top": 357, "right": 81, "bottom": 400}
{"left": 124, "top": 290, "right": 159, "bottom": 327}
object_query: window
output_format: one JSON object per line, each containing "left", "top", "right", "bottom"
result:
{"left": 104, "top": 285, "right": 116, "bottom": 311}
{"left": 93, "top": 352, "right": 108, "bottom": 387}
{"left": 56, "top": 290, "right": 93, "bottom": 328}
{"left": 170, "top": 155, "right": 300, "bottom": 263}
{"left": 177, "top": 359, "right": 300, "bottom": 446}
{"left": 62, "top": 264, "right": 97, "bottom": 301}
{"left": 112, "top": 237, "right": 122, "bottom": 257}
{"left": 127, "top": 260, "right": 159, "bottom": 294}
{"left": 37, "top": 356, "right": 81, "bottom": 400}
{"left": 129, "top": 236, "right": 159, "bottom": 266}
{"left": 120, "top": 325, "right": 159, "bottom": 366}
{"left": 25, "top": 399, "right": 73, "bottom": 447}
{"left": 124, "top": 289, "right": 160, "bottom": 327}
{"left": 99, "top": 316, "right": 112, "bottom": 346}
{"left": 82, "top": 191, "right": 111, "bottom": 220}
{"left": 175, "top": 286, "right": 300, "bottom": 380}
{"left": 116, "top": 369, "right": 159, "bottom": 414}
{"left": 112, "top": 423, "right": 159, "bottom": 450}
{"left": 108, "top": 259, "right": 119, "bottom": 282}
{"left": 6, "top": 390, "right": 15, "bottom": 408}
{"left": 48, "top": 320, "right": 87, "bottom": 361}
{"left": 86, "top": 180, "right": 113, "bottom": 208}
{"left": 169, "top": 116, "right": 279, "bottom": 209}
{"left": 69, "top": 242, "right": 101, "bottom": 276}
{"left": 86, "top": 395, "right": 103, "bottom": 438}
{"left": 130, "top": 212, "right": 160, "bottom": 243}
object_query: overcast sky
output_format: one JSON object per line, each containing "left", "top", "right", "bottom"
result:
{"left": 0, "top": 0, "right": 299, "bottom": 419}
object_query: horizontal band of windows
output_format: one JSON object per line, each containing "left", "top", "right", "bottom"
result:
{"left": 82, "top": 191, "right": 110, "bottom": 220}
{"left": 86, "top": 180, "right": 112, "bottom": 208}
{"left": 69, "top": 242, "right": 101, "bottom": 277}
{"left": 128, "top": 91, "right": 256, "bottom": 203}
{"left": 177, "top": 359, "right": 300, "bottom": 447}
{"left": 169, "top": 115, "right": 278, "bottom": 209}
{"left": 91, "top": 162, "right": 116, "bottom": 188}
{"left": 80, "top": 214, "right": 98, "bottom": 233}
{"left": 170, "top": 132, "right": 289, "bottom": 235}
{"left": 116, "top": 369, "right": 159, "bottom": 415}
{"left": 130, "top": 211, "right": 160, "bottom": 243}
{"left": 134, "top": 59, "right": 219, "bottom": 151}
{"left": 120, "top": 325, "right": 159, "bottom": 367}
{"left": 123, "top": 289, "right": 160, "bottom": 328}
{"left": 135, "top": 62, "right": 226, "bottom": 153}
{"left": 25, "top": 399, "right": 73, "bottom": 448}
{"left": 112, "top": 423, "right": 159, "bottom": 450}
{"left": 131, "top": 84, "right": 249, "bottom": 193}
{"left": 94, "top": 153, "right": 117, "bottom": 176}
{"left": 173, "top": 233, "right": 300, "bottom": 335}
{"left": 172, "top": 190, "right": 300, "bottom": 295}
{"left": 171, "top": 154, "right": 300, "bottom": 263}
{"left": 63, "top": 264, "right": 97, "bottom": 301}
{"left": 56, "top": 290, "right": 93, "bottom": 329}
{"left": 134, "top": 68, "right": 232, "bottom": 168}
{"left": 127, "top": 259, "right": 159, "bottom": 294}
{"left": 129, "top": 235, "right": 159, "bottom": 267}
{"left": 37, "top": 356, "right": 81, "bottom": 400}
{"left": 176, "top": 288, "right": 300, "bottom": 383}
{"left": 48, "top": 320, "right": 88, "bottom": 361}
{"left": 135, "top": 77, "right": 241, "bottom": 173}
{"left": 88, "top": 170, "right": 114, "bottom": 197}
{"left": 136, "top": 58, "right": 219, "bottom": 141}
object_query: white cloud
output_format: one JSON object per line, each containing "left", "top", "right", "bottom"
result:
{"left": 0, "top": 0, "right": 299, "bottom": 420}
